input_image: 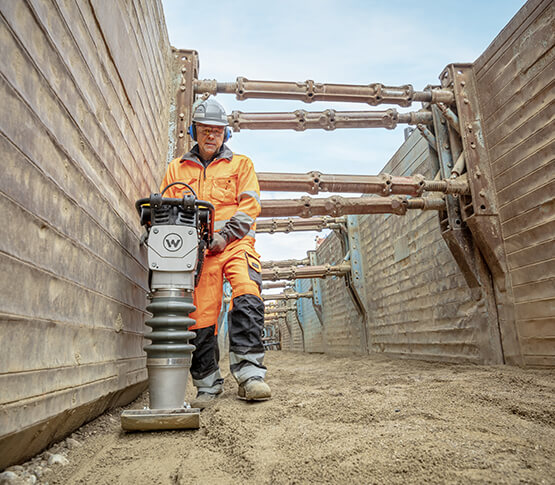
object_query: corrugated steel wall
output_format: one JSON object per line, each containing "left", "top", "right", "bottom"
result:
{"left": 473, "top": 0, "right": 554, "bottom": 367}
{"left": 0, "top": 0, "right": 171, "bottom": 468}
{"left": 360, "top": 134, "right": 493, "bottom": 362}
{"left": 302, "top": 133, "right": 491, "bottom": 361}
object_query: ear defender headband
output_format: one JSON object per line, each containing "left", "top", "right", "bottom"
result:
{"left": 187, "top": 123, "right": 232, "bottom": 142}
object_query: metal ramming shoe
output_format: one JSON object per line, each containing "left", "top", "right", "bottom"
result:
{"left": 121, "top": 184, "right": 214, "bottom": 431}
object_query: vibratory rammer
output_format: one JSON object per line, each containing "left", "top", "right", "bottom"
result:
{"left": 121, "top": 183, "right": 214, "bottom": 431}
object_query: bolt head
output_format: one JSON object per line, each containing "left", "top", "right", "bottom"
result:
{"left": 153, "top": 228, "right": 159, "bottom": 234}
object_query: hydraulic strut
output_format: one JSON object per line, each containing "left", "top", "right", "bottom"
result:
{"left": 262, "top": 291, "right": 314, "bottom": 301}
{"left": 256, "top": 216, "right": 345, "bottom": 233}
{"left": 262, "top": 281, "right": 292, "bottom": 289}
{"left": 260, "top": 195, "right": 446, "bottom": 218}
{"left": 194, "top": 77, "right": 455, "bottom": 106}
{"left": 121, "top": 191, "right": 214, "bottom": 431}
{"left": 262, "top": 258, "right": 310, "bottom": 268}
{"left": 257, "top": 172, "right": 469, "bottom": 196}
{"left": 228, "top": 109, "right": 433, "bottom": 132}
{"left": 262, "top": 263, "right": 351, "bottom": 281}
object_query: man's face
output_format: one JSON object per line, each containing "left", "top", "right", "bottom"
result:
{"left": 196, "top": 123, "right": 225, "bottom": 160}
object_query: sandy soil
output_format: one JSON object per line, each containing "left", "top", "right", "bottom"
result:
{"left": 14, "top": 351, "right": 555, "bottom": 484}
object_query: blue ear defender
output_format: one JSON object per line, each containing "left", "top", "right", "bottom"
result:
{"left": 187, "top": 123, "right": 231, "bottom": 142}
{"left": 188, "top": 124, "right": 197, "bottom": 141}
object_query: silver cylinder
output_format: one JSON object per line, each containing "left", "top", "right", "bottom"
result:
{"left": 147, "top": 357, "right": 191, "bottom": 409}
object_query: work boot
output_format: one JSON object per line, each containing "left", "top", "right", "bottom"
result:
{"left": 190, "top": 391, "right": 221, "bottom": 409}
{"left": 238, "top": 377, "right": 271, "bottom": 401}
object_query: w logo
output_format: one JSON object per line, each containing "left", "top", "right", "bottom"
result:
{"left": 163, "top": 233, "right": 183, "bottom": 252}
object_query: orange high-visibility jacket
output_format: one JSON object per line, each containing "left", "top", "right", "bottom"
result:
{"left": 160, "top": 145, "right": 261, "bottom": 243}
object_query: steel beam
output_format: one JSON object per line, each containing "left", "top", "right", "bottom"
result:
{"left": 194, "top": 77, "right": 454, "bottom": 106}
{"left": 257, "top": 172, "right": 468, "bottom": 196}
{"left": 307, "top": 251, "right": 325, "bottom": 326}
{"left": 260, "top": 195, "right": 446, "bottom": 218}
{"left": 172, "top": 49, "right": 198, "bottom": 158}
{"left": 262, "top": 263, "right": 351, "bottom": 281}
{"left": 256, "top": 216, "right": 345, "bottom": 233}
{"left": 228, "top": 109, "right": 432, "bottom": 132}
{"left": 440, "top": 64, "right": 507, "bottom": 285}
{"left": 431, "top": 105, "right": 481, "bottom": 295}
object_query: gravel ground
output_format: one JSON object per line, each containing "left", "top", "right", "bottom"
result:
{"left": 2, "top": 351, "right": 554, "bottom": 485}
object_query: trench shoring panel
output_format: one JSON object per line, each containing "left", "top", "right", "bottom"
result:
{"left": 0, "top": 0, "right": 171, "bottom": 468}
{"left": 473, "top": 0, "right": 555, "bottom": 367}
{"left": 313, "top": 133, "right": 490, "bottom": 360}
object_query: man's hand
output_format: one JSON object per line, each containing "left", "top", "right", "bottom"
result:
{"left": 209, "top": 233, "right": 227, "bottom": 253}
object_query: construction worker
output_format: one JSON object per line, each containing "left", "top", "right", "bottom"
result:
{"left": 160, "top": 98, "right": 270, "bottom": 408}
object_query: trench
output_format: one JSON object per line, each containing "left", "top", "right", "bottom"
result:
{"left": 13, "top": 351, "right": 555, "bottom": 485}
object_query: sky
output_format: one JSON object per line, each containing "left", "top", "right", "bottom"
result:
{"left": 161, "top": 0, "right": 525, "bottom": 263}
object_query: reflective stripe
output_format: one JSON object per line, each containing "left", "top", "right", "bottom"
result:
{"left": 214, "top": 220, "right": 256, "bottom": 239}
{"left": 214, "top": 220, "right": 228, "bottom": 231}
{"left": 192, "top": 368, "right": 224, "bottom": 393}
{"left": 230, "top": 351, "right": 265, "bottom": 367}
{"left": 238, "top": 190, "right": 261, "bottom": 205}
{"left": 234, "top": 211, "right": 254, "bottom": 225}
{"left": 229, "top": 351, "right": 266, "bottom": 384}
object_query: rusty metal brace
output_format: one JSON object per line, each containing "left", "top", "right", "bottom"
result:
{"left": 194, "top": 77, "right": 454, "bottom": 106}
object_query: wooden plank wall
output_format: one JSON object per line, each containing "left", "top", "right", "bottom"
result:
{"left": 0, "top": 0, "right": 171, "bottom": 468}
{"left": 473, "top": 0, "right": 554, "bottom": 367}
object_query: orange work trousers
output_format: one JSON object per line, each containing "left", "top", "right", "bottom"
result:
{"left": 190, "top": 237, "right": 262, "bottom": 330}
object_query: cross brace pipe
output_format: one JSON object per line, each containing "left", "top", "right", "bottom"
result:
{"left": 257, "top": 172, "right": 469, "bottom": 196}
{"left": 262, "top": 263, "right": 351, "bottom": 281}
{"left": 194, "top": 77, "right": 455, "bottom": 106}
{"left": 228, "top": 109, "right": 432, "bottom": 132}
{"left": 262, "top": 258, "right": 310, "bottom": 269}
{"left": 260, "top": 195, "right": 446, "bottom": 218}
{"left": 262, "top": 281, "right": 292, "bottom": 290}
{"left": 265, "top": 308, "right": 291, "bottom": 316}
{"left": 262, "top": 291, "right": 314, "bottom": 300}
{"left": 256, "top": 216, "right": 345, "bottom": 233}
